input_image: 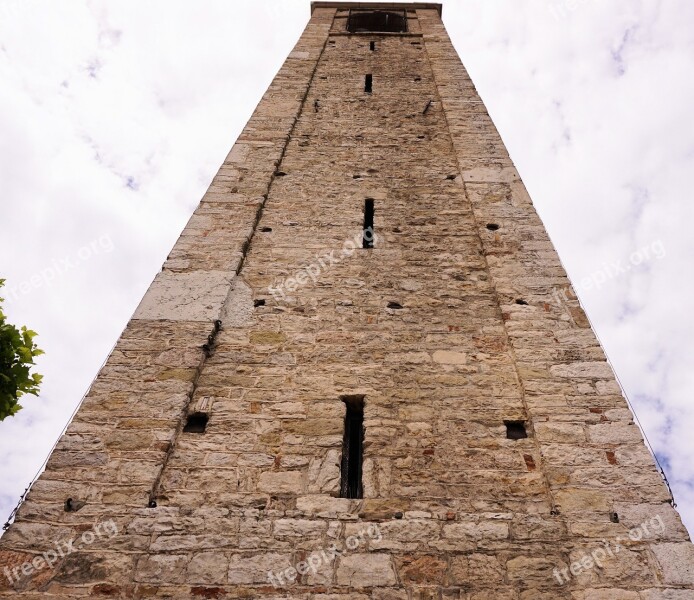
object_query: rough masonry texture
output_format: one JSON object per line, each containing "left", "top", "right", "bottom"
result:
{"left": 2, "top": 3, "right": 693, "bottom": 598}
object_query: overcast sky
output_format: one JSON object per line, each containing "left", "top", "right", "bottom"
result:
{"left": 1, "top": 0, "right": 693, "bottom": 534}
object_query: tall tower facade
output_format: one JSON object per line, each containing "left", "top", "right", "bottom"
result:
{"left": 2, "top": 3, "right": 693, "bottom": 598}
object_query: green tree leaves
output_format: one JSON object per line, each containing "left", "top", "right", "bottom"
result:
{"left": 0, "top": 279, "right": 43, "bottom": 421}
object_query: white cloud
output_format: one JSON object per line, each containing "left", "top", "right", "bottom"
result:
{"left": 1, "top": 0, "right": 693, "bottom": 535}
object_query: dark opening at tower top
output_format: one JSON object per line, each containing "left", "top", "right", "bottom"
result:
{"left": 347, "top": 10, "right": 408, "bottom": 33}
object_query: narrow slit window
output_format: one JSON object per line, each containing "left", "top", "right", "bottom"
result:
{"left": 363, "top": 198, "right": 375, "bottom": 249}
{"left": 365, "top": 74, "right": 373, "bottom": 94}
{"left": 340, "top": 396, "right": 364, "bottom": 499}
{"left": 370, "top": 41, "right": 376, "bottom": 51}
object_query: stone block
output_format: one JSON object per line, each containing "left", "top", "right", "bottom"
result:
{"left": 651, "top": 543, "right": 694, "bottom": 585}
{"left": 257, "top": 471, "right": 305, "bottom": 495}
{"left": 335, "top": 554, "right": 397, "bottom": 587}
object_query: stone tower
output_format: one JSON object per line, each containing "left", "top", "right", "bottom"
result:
{"left": 2, "top": 2, "right": 693, "bottom": 598}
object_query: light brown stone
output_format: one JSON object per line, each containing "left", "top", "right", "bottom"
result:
{"left": 335, "top": 554, "right": 397, "bottom": 587}
{"left": 257, "top": 471, "right": 305, "bottom": 494}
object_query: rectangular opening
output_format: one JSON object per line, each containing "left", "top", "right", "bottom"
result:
{"left": 365, "top": 74, "right": 373, "bottom": 94}
{"left": 340, "top": 395, "right": 364, "bottom": 499}
{"left": 347, "top": 10, "right": 408, "bottom": 33}
{"left": 363, "top": 198, "right": 375, "bottom": 249}
{"left": 184, "top": 412, "right": 209, "bottom": 434}
{"left": 370, "top": 41, "right": 376, "bottom": 51}
{"left": 505, "top": 420, "right": 528, "bottom": 440}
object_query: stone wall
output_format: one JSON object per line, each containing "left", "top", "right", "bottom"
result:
{"left": 1, "top": 3, "right": 692, "bottom": 598}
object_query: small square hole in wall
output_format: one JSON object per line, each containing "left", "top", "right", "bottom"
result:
{"left": 64, "top": 498, "right": 85, "bottom": 512}
{"left": 184, "top": 412, "right": 209, "bottom": 433}
{"left": 505, "top": 421, "right": 528, "bottom": 440}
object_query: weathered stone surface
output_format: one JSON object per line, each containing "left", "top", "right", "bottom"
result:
{"left": 308, "top": 449, "right": 341, "bottom": 494}
{"left": 571, "top": 591, "right": 639, "bottom": 600}
{"left": 220, "top": 277, "right": 255, "bottom": 327}
{"left": 555, "top": 488, "right": 611, "bottom": 512}
{"left": 432, "top": 350, "right": 467, "bottom": 365}
{"left": 450, "top": 554, "right": 504, "bottom": 585}
{"left": 536, "top": 422, "right": 586, "bottom": 443}
{"left": 257, "top": 471, "right": 305, "bottom": 494}
{"left": 588, "top": 422, "right": 643, "bottom": 444}
{"left": 335, "top": 554, "right": 397, "bottom": 587}
{"left": 651, "top": 543, "right": 694, "bottom": 585}
{"left": 640, "top": 590, "right": 694, "bottom": 599}
{"left": 1, "top": 4, "right": 691, "bottom": 600}
{"left": 135, "top": 554, "right": 187, "bottom": 584}
{"left": 549, "top": 362, "right": 614, "bottom": 379}
{"left": 273, "top": 518, "right": 327, "bottom": 538}
{"left": 228, "top": 553, "right": 292, "bottom": 585}
{"left": 296, "top": 494, "right": 353, "bottom": 516}
{"left": 134, "top": 270, "right": 234, "bottom": 322}
{"left": 187, "top": 552, "right": 228, "bottom": 585}
{"left": 396, "top": 554, "right": 447, "bottom": 583}
{"left": 506, "top": 555, "right": 564, "bottom": 585}
{"left": 443, "top": 521, "right": 509, "bottom": 540}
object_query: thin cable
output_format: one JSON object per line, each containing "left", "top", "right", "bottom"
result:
{"left": 2, "top": 336, "right": 119, "bottom": 531}
{"left": 5, "top": 23, "right": 334, "bottom": 528}
{"left": 546, "top": 236, "right": 677, "bottom": 507}
{"left": 579, "top": 301, "right": 677, "bottom": 507}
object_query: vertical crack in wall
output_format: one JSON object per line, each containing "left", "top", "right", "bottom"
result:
{"left": 419, "top": 23, "right": 558, "bottom": 515}
{"left": 147, "top": 31, "right": 332, "bottom": 508}
{"left": 147, "top": 319, "right": 221, "bottom": 507}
